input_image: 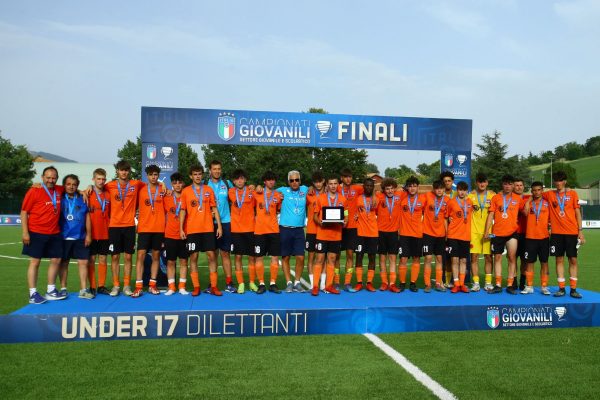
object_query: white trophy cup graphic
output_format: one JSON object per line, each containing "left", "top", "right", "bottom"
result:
{"left": 161, "top": 146, "right": 174, "bottom": 159}
{"left": 554, "top": 306, "right": 567, "bottom": 321}
{"left": 457, "top": 154, "right": 467, "bottom": 165}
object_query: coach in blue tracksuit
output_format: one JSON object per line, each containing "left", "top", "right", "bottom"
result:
{"left": 58, "top": 174, "right": 93, "bottom": 299}
{"left": 277, "top": 170, "right": 309, "bottom": 293}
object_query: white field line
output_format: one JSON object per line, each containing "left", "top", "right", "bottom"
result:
{"left": 0, "top": 242, "right": 20, "bottom": 246}
{"left": 364, "top": 333, "right": 457, "bottom": 400}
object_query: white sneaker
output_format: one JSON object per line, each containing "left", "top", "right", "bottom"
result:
{"left": 484, "top": 283, "right": 494, "bottom": 291}
{"left": 123, "top": 286, "right": 133, "bottom": 296}
{"left": 541, "top": 286, "right": 551, "bottom": 295}
{"left": 520, "top": 286, "right": 534, "bottom": 294}
{"left": 164, "top": 289, "right": 176, "bottom": 296}
{"left": 110, "top": 286, "right": 120, "bottom": 297}
{"left": 179, "top": 288, "right": 190, "bottom": 295}
{"left": 471, "top": 282, "right": 481, "bottom": 292}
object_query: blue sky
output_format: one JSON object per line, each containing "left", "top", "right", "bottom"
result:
{"left": 1, "top": 0, "right": 599, "bottom": 173}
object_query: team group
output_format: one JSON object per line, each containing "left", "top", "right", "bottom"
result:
{"left": 20, "top": 160, "right": 585, "bottom": 304}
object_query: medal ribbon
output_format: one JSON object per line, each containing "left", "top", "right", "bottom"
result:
{"left": 65, "top": 194, "right": 77, "bottom": 219}
{"left": 477, "top": 190, "right": 487, "bottom": 215}
{"left": 434, "top": 196, "right": 443, "bottom": 219}
{"left": 408, "top": 194, "right": 418, "bottom": 215}
{"left": 42, "top": 184, "right": 57, "bottom": 213}
{"left": 117, "top": 181, "right": 130, "bottom": 210}
{"left": 386, "top": 195, "right": 395, "bottom": 219}
{"left": 502, "top": 194, "right": 512, "bottom": 215}
{"left": 363, "top": 195, "right": 373, "bottom": 214}
{"left": 147, "top": 185, "right": 159, "bottom": 211}
{"left": 192, "top": 183, "right": 204, "bottom": 211}
{"left": 173, "top": 194, "right": 182, "bottom": 217}
{"left": 532, "top": 198, "right": 543, "bottom": 223}
{"left": 556, "top": 190, "right": 566, "bottom": 215}
{"left": 328, "top": 193, "right": 339, "bottom": 207}
{"left": 457, "top": 197, "right": 467, "bottom": 221}
{"left": 264, "top": 189, "right": 275, "bottom": 214}
{"left": 94, "top": 188, "right": 106, "bottom": 214}
{"left": 235, "top": 187, "right": 247, "bottom": 209}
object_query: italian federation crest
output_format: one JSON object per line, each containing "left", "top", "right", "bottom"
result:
{"left": 218, "top": 112, "right": 236, "bottom": 141}
{"left": 487, "top": 307, "right": 500, "bottom": 329}
{"left": 147, "top": 144, "right": 157, "bottom": 160}
{"left": 444, "top": 153, "right": 454, "bottom": 168}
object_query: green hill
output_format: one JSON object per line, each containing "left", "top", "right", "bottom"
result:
{"left": 529, "top": 154, "right": 600, "bottom": 187}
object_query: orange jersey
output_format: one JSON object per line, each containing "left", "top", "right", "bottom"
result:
{"left": 21, "top": 186, "right": 64, "bottom": 235}
{"left": 525, "top": 197, "right": 550, "bottom": 240}
{"left": 315, "top": 193, "right": 347, "bottom": 241}
{"left": 306, "top": 190, "right": 325, "bottom": 235}
{"left": 88, "top": 189, "right": 110, "bottom": 240}
{"left": 516, "top": 194, "right": 528, "bottom": 234}
{"left": 105, "top": 180, "right": 144, "bottom": 228}
{"left": 137, "top": 184, "right": 166, "bottom": 233}
{"left": 254, "top": 189, "right": 282, "bottom": 235}
{"left": 398, "top": 192, "right": 426, "bottom": 238}
{"left": 489, "top": 192, "right": 522, "bottom": 237}
{"left": 446, "top": 197, "right": 473, "bottom": 241}
{"left": 228, "top": 187, "right": 256, "bottom": 233}
{"left": 353, "top": 194, "right": 379, "bottom": 238}
{"left": 163, "top": 193, "right": 183, "bottom": 240}
{"left": 339, "top": 184, "right": 363, "bottom": 229}
{"left": 375, "top": 192, "right": 402, "bottom": 232}
{"left": 180, "top": 184, "right": 217, "bottom": 234}
{"left": 423, "top": 192, "right": 450, "bottom": 238}
{"left": 543, "top": 190, "right": 580, "bottom": 235}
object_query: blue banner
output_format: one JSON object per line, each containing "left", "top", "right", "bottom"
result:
{"left": 0, "top": 215, "right": 21, "bottom": 226}
{"left": 141, "top": 142, "right": 178, "bottom": 189}
{"left": 1, "top": 301, "right": 598, "bottom": 343}
{"left": 141, "top": 107, "right": 472, "bottom": 152}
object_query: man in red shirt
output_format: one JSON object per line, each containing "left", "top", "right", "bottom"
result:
{"left": 21, "top": 166, "right": 65, "bottom": 304}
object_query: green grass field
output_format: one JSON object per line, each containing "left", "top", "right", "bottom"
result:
{"left": 530, "top": 154, "right": 600, "bottom": 187}
{"left": 1, "top": 226, "right": 599, "bottom": 399}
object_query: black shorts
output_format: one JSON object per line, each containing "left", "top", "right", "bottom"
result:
{"left": 215, "top": 222, "right": 232, "bottom": 252}
{"left": 315, "top": 239, "right": 342, "bottom": 254}
{"left": 422, "top": 234, "right": 445, "bottom": 256}
{"left": 355, "top": 236, "right": 378, "bottom": 255}
{"left": 491, "top": 232, "right": 518, "bottom": 254}
{"left": 22, "top": 232, "right": 63, "bottom": 259}
{"left": 279, "top": 226, "right": 305, "bottom": 256}
{"left": 164, "top": 237, "right": 189, "bottom": 261}
{"left": 62, "top": 239, "right": 90, "bottom": 261}
{"left": 398, "top": 236, "right": 423, "bottom": 258}
{"left": 109, "top": 226, "right": 136, "bottom": 255}
{"left": 186, "top": 232, "right": 216, "bottom": 253}
{"left": 524, "top": 238, "right": 550, "bottom": 263}
{"left": 254, "top": 233, "right": 281, "bottom": 257}
{"left": 305, "top": 233, "right": 317, "bottom": 252}
{"left": 446, "top": 239, "right": 470, "bottom": 259}
{"left": 231, "top": 232, "right": 254, "bottom": 256}
{"left": 341, "top": 228, "right": 358, "bottom": 251}
{"left": 421, "top": 235, "right": 446, "bottom": 256}
{"left": 137, "top": 232, "right": 164, "bottom": 251}
{"left": 378, "top": 231, "right": 399, "bottom": 254}
{"left": 516, "top": 233, "right": 526, "bottom": 258}
{"left": 550, "top": 234, "right": 578, "bottom": 258}
{"left": 89, "top": 239, "right": 109, "bottom": 256}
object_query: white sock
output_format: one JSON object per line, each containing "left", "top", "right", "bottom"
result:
{"left": 287, "top": 280, "right": 292, "bottom": 285}
{"left": 29, "top": 288, "right": 37, "bottom": 296}
{"left": 168, "top": 279, "right": 175, "bottom": 284}
{"left": 47, "top": 284, "right": 56, "bottom": 292}
{"left": 60, "top": 287, "right": 67, "bottom": 291}
{"left": 309, "top": 274, "right": 314, "bottom": 286}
